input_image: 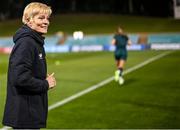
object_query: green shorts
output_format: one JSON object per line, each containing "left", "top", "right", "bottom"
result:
{"left": 114, "top": 50, "right": 127, "bottom": 60}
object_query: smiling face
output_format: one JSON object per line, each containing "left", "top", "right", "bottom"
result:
{"left": 28, "top": 13, "right": 50, "bottom": 34}
{"left": 22, "top": 2, "right": 52, "bottom": 34}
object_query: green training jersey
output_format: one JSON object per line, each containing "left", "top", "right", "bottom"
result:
{"left": 114, "top": 34, "right": 129, "bottom": 60}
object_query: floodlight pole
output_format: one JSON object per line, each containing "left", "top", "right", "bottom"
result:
{"left": 173, "top": 0, "right": 180, "bottom": 19}
{"left": 128, "top": 0, "right": 133, "bottom": 14}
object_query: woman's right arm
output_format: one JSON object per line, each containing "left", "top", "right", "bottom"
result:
{"left": 11, "top": 39, "right": 49, "bottom": 93}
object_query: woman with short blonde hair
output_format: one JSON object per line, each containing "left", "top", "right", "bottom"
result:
{"left": 2, "top": 2, "right": 56, "bottom": 129}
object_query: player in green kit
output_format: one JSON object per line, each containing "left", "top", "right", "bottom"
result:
{"left": 111, "top": 26, "right": 132, "bottom": 85}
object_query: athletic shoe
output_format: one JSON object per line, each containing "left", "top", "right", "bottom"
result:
{"left": 114, "top": 70, "right": 120, "bottom": 82}
{"left": 119, "top": 76, "right": 124, "bottom": 85}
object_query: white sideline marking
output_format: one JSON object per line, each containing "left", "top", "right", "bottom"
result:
{"left": 0, "top": 51, "right": 172, "bottom": 130}
{"left": 0, "top": 126, "right": 11, "bottom": 130}
{"left": 48, "top": 51, "right": 172, "bottom": 111}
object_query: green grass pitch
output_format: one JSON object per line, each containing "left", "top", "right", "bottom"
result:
{"left": 0, "top": 50, "right": 180, "bottom": 129}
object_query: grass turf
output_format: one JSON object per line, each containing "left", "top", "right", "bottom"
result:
{"left": 46, "top": 50, "right": 180, "bottom": 129}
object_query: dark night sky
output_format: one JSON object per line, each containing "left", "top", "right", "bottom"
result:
{"left": 0, "top": 0, "right": 174, "bottom": 20}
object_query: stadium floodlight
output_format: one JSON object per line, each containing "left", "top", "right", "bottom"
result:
{"left": 73, "top": 31, "right": 84, "bottom": 40}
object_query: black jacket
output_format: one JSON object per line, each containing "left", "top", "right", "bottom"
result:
{"left": 2, "top": 25, "right": 49, "bottom": 128}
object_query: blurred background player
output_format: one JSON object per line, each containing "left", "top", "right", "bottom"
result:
{"left": 56, "top": 31, "right": 67, "bottom": 45}
{"left": 111, "top": 26, "right": 132, "bottom": 85}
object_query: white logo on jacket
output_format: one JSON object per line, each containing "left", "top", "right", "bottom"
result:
{"left": 39, "top": 53, "right": 43, "bottom": 59}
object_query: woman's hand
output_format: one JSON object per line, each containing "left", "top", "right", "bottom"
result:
{"left": 46, "top": 72, "right": 56, "bottom": 89}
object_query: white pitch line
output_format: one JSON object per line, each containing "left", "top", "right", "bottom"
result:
{"left": 0, "top": 126, "right": 11, "bottom": 130}
{"left": 0, "top": 51, "right": 172, "bottom": 130}
{"left": 48, "top": 51, "right": 172, "bottom": 111}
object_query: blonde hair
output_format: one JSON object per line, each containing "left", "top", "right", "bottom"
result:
{"left": 22, "top": 2, "right": 52, "bottom": 24}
